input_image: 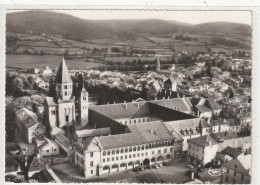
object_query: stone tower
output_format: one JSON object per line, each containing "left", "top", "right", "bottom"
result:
{"left": 55, "top": 58, "right": 73, "bottom": 101}
{"left": 80, "top": 81, "right": 89, "bottom": 127}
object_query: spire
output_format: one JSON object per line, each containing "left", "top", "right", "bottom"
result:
{"left": 55, "top": 58, "right": 72, "bottom": 84}
{"left": 81, "top": 79, "right": 87, "bottom": 92}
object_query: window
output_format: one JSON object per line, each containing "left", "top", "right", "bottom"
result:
{"left": 241, "top": 174, "right": 244, "bottom": 180}
{"left": 83, "top": 97, "right": 86, "bottom": 100}
{"left": 90, "top": 152, "right": 93, "bottom": 157}
{"left": 125, "top": 155, "right": 127, "bottom": 159}
{"left": 125, "top": 121, "right": 127, "bottom": 124}
{"left": 116, "top": 157, "right": 119, "bottom": 161}
{"left": 120, "top": 156, "right": 123, "bottom": 160}
{"left": 233, "top": 179, "right": 236, "bottom": 184}
{"left": 51, "top": 110, "right": 56, "bottom": 115}
{"left": 170, "top": 148, "right": 173, "bottom": 152}
{"left": 103, "top": 159, "right": 105, "bottom": 163}
{"left": 54, "top": 149, "right": 57, "bottom": 151}
{"left": 47, "top": 150, "right": 49, "bottom": 152}
{"left": 158, "top": 150, "right": 161, "bottom": 154}
{"left": 107, "top": 158, "right": 110, "bottom": 162}
{"left": 116, "top": 149, "right": 119, "bottom": 154}
{"left": 137, "top": 153, "right": 140, "bottom": 157}
{"left": 141, "top": 146, "right": 144, "bottom": 150}
{"left": 121, "top": 149, "right": 124, "bottom": 153}
{"left": 164, "top": 149, "right": 167, "bottom": 153}
{"left": 112, "top": 157, "right": 114, "bottom": 161}
{"left": 112, "top": 150, "right": 115, "bottom": 155}
{"left": 107, "top": 151, "right": 110, "bottom": 155}
{"left": 129, "top": 155, "right": 131, "bottom": 158}
{"left": 103, "top": 151, "right": 106, "bottom": 156}
{"left": 152, "top": 151, "right": 154, "bottom": 155}
{"left": 134, "top": 120, "right": 136, "bottom": 123}
{"left": 90, "top": 161, "right": 93, "bottom": 166}
{"left": 91, "top": 170, "right": 93, "bottom": 174}
{"left": 64, "top": 85, "right": 67, "bottom": 89}
{"left": 129, "top": 147, "right": 132, "bottom": 152}
{"left": 125, "top": 148, "right": 128, "bottom": 153}
{"left": 65, "top": 115, "right": 69, "bottom": 122}
{"left": 145, "top": 152, "right": 148, "bottom": 156}
{"left": 133, "top": 147, "right": 136, "bottom": 152}
{"left": 141, "top": 153, "right": 144, "bottom": 157}
{"left": 226, "top": 176, "right": 229, "bottom": 182}
{"left": 65, "top": 91, "right": 68, "bottom": 96}
{"left": 133, "top": 154, "right": 136, "bottom": 158}
{"left": 227, "top": 169, "right": 229, "bottom": 174}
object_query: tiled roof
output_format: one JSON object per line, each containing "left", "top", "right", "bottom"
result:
{"left": 196, "top": 105, "right": 212, "bottom": 113}
{"left": 166, "top": 118, "right": 201, "bottom": 135}
{"left": 54, "top": 133, "right": 72, "bottom": 149}
{"left": 188, "top": 135, "right": 218, "bottom": 147}
{"left": 163, "top": 122, "right": 183, "bottom": 142}
{"left": 223, "top": 155, "right": 251, "bottom": 176}
{"left": 96, "top": 133, "right": 145, "bottom": 150}
{"left": 75, "top": 127, "right": 111, "bottom": 138}
{"left": 16, "top": 108, "right": 39, "bottom": 128}
{"left": 28, "top": 156, "right": 46, "bottom": 172}
{"left": 206, "top": 98, "right": 222, "bottom": 110}
{"left": 222, "top": 146, "right": 243, "bottom": 158}
{"left": 127, "top": 121, "right": 175, "bottom": 143}
{"left": 55, "top": 58, "right": 72, "bottom": 84}
{"left": 45, "top": 97, "right": 57, "bottom": 106}
{"left": 151, "top": 98, "right": 192, "bottom": 112}
{"left": 89, "top": 101, "right": 149, "bottom": 119}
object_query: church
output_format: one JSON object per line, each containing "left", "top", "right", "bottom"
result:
{"left": 44, "top": 58, "right": 89, "bottom": 136}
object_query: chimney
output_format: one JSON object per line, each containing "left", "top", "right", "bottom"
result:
{"left": 138, "top": 102, "right": 140, "bottom": 108}
{"left": 155, "top": 97, "right": 157, "bottom": 100}
{"left": 132, "top": 100, "right": 134, "bottom": 103}
{"left": 107, "top": 102, "right": 109, "bottom": 104}
{"left": 183, "top": 94, "right": 185, "bottom": 98}
{"left": 114, "top": 101, "right": 116, "bottom": 104}
{"left": 208, "top": 118, "right": 211, "bottom": 124}
{"left": 22, "top": 111, "right": 25, "bottom": 116}
{"left": 163, "top": 97, "right": 165, "bottom": 100}
{"left": 168, "top": 96, "right": 170, "bottom": 99}
{"left": 170, "top": 91, "right": 172, "bottom": 96}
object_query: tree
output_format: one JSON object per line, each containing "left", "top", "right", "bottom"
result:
{"left": 229, "top": 89, "right": 234, "bottom": 98}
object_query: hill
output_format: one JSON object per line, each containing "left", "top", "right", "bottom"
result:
{"left": 6, "top": 11, "right": 191, "bottom": 40}
{"left": 6, "top": 11, "right": 251, "bottom": 40}
{"left": 191, "top": 22, "right": 251, "bottom": 36}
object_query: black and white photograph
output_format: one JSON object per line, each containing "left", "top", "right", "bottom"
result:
{"left": 5, "top": 9, "right": 252, "bottom": 184}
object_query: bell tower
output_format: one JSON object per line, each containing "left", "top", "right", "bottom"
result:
{"left": 55, "top": 58, "right": 73, "bottom": 101}
{"left": 80, "top": 81, "right": 89, "bottom": 127}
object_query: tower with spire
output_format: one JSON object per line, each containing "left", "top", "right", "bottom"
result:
{"left": 44, "top": 58, "right": 89, "bottom": 136}
{"left": 55, "top": 58, "right": 73, "bottom": 101}
{"left": 80, "top": 81, "right": 89, "bottom": 127}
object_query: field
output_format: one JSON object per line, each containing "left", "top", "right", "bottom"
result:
{"left": 6, "top": 54, "right": 105, "bottom": 69}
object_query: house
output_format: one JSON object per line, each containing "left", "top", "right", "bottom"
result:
{"left": 221, "top": 154, "right": 251, "bottom": 184}
{"left": 37, "top": 137, "right": 60, "bottom": 158}
{"left": 27, "top": 154, "right": 46, "bottom": 178}
{"left": 31, "top": 168, "right": 62, "bottom": 183}
{"left": 54, "top": 133, "right": 73, "bottom": 157}
{"left": 187, "top": 135, "right": 218, "bottom": 167}
{"left": 42, "top": 66, "right": 52, "bottom": 75}
{"left": 15, "top": 108, "right": 45, "bottom": 143}
{"left": 147, "top": 81, "right": 162, "bottom": 99}
{"left": 164, "top": 78, "right": 178, "bottom": 91}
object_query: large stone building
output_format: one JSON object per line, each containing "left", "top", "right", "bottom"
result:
{"left": 44, "top": 58, "right": 89, "bottom": 135}
{"left": 43, "top": 58, "right": 224, "bottom": 178}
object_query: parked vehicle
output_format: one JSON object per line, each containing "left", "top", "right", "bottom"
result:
{"left": 138, "top": 167, "right": 145, "bottom": 171}
{"left": 186, "top": 164, "right": 194, "bottom": 169}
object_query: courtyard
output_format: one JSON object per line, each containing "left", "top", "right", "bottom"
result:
{"left": 50, "top": 160, "right": 221, "bottom": 183}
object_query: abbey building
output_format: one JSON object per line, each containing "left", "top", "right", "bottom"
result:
{"left": 44, "top": 58, "right": 89, "bottom": 135}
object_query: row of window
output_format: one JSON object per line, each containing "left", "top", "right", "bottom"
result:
{"left": 118, "top": 117, "right": 157, "bottom": 125}
{"left": 102, "top": 142, "right": 174, "bottom": 156}
{"left": 189, "top": 145, "right": 204, "bottom": 154}
{"left": 226, "top": 169, "right": 244, "bottom": 180}
{"left": 57, "top": 84, "right": 72, "bottom": 90}
{"left": 102, "top": 149, "right": 173, "bottom": 163}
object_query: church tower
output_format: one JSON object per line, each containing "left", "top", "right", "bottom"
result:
{"left": 55, "top": 58, "right": 73, "bottom": 101}
{"left": 80, "top": 81, "right": 89, "bottom": 127}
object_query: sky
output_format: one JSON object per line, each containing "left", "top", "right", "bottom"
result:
{"left": 7, "top": 10, "right": 251, "bottom": 25}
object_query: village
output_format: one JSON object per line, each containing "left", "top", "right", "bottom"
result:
{"left": 6, "top": 50, "right": 251, "bottom": 183}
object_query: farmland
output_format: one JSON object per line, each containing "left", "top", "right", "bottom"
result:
{"left": 6, "top": 54, "right": 105, "bottom": 69}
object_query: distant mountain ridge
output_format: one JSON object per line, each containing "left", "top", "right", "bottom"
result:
{"left": 6, "top": 10, "right": 251, "bottom": 40}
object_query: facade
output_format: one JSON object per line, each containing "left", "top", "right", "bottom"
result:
{"left": 187, "top": 135, "right": 218, "bottom": 166}
{"left": 15, "top": 108, "right": 45, "bottom": 144}
{"left": 221, "top": 155, "right": 251, "bottom": 184}
{"left": 37, "top": 137, "right": 60, "bottom": 158}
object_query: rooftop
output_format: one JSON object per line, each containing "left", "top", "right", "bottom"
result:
{"left": 223, "top": 155, "right": 251, "bottom": 176}
{"left": 55, "top": 58, "right": 72, "bottom": 84}
{"left": 75, "top": 127, "right": 111, "bottom": 138}
{"left": 188, "top": 135, "right": 218, "bottom": 147}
